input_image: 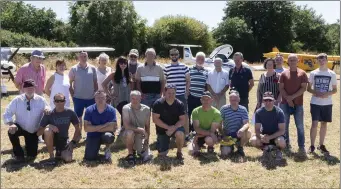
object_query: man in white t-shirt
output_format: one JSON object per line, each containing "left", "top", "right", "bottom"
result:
{"left": 207, "top": 58, "right": 229, "bottom": 110}
{"left": 307, "top": 53, "right": 337, "bottom": 155}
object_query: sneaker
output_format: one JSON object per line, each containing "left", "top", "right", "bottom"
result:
{"left": 308, "top": 146, "right": 315, "bottom": 154}
{"left": 125, "top": 154, "right": 135, "bottom": 165}
{"left": 104, "top": 148, "right": 112, "bottom": 161}
{"left": 38, "top": 136, "right": 45, "bottom": 143}
{"left": 298, "top": 147, "right": 307, "bottom": 157}
{"left": 237, "top": 146, "right": 245, "bottom": 157}
{"left": 176, "top": 152, "right": 183, "bottom": 160}
{"left": 318, "top": 145, "right": 330, "bottom": 155}
{"left": 55, "top": 151, "right": 62, "bottom": 159}
{"left": 135, "top": 153, "right": 143, "bottom": 163}
{"left": 207, "top": 146, "right": 214, "bottom": 153}
{"left": 275, "top": 150, "right": 283, "bottom": 161}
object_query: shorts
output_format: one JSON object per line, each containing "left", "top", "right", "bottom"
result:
{"left": 122, "top": 130, "right": 144, "bottom": 154}
{"left": 43, "top": 133, "right": 68, "bottom": 152}
{"left": 262, "top": 135, "right": 284, "bottom": 146}
{"left": 73, "top": 97, "right": 95, "bottom": 117}
{"left": 176, "top": 95, "right": 188, "bottom": 114}
{"left": 310, "top": 104, "right": 332, "bottom": 122}
{"left": 156, "top": 127, "right": 185, "bottom": 153}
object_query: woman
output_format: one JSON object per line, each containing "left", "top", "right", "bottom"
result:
{"left": 256, "top": 58, "right": 281, "bottom": 109}
{"left": 45, "top": 59, "right": 70, "bottom": 109}
{"left": 96, "top": 53, "right": 112, "bottom": 91}
{"left": 102, "top": 56, "right": 131, "bottom": 113}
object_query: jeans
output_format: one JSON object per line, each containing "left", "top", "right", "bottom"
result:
{"left": 141, "top": 93, "right": 161, "bottom": 108}
{"left": 280, "top": 103, "right": 305, "bottom": 148}
{"left": 84, "top": 132, "right": 115, "bottom": 161}
{"left": 187, "top": 94, "right": 202, "bottom": 132}
{"left": 239, "top": 97, "right": 249, "bottom": 112}
{"left": 8, "top": 123, "right": 38, "bottom": 158}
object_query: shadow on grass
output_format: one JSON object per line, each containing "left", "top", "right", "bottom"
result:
{"left": 283, "top": 149, "right": 309, "bottom": 163}
{"left": 258, "top": 152, "right": 288, "bottom": 170}
{"left": 310, "top": 152, "right": 340, "bottom": 166}
{"left": 193, "top": 152, "right": 220, "bottom": 165}
{"left": 1, "top": 158, "right": 32, "bottom": 172}
{"left": 151, "top": 156, "right": 184, "bottom": 171}
{"left": 78, "top": 155, "right": 112, "bottom": 168}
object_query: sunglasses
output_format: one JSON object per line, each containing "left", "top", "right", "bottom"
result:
{"left": 54, "top": 99, "right": 66, "bottom": 103}
{"left": 170, "top": 54, "right": 178, "bottom": 56}
{"left": 263, "top": 99, "right": 273, "bottom": 102}
{"left": 130, "top": 55, "right": 137, "bottom": 59}
{"left": 119, "top": 62, "right": 127, "bottom": 65}
{"left": 27, "top": 101, "right": 30, "bottom": 111}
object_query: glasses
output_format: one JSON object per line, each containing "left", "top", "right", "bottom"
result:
{"left": 263, "top": 99, "right": 273, "bottom": 102}
{"left": 129, "top": 55, "right": 137, "bottom": 59}
{"left": 27, "top": 101, "right": 30, "bottom": 111}
{"left": 119, "top": 62, "right": 127, "bottom": 65}
{"left": 54, "top": 99, "right": 66, "bottom": 103}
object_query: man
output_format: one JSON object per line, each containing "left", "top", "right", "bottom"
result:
{"left": 37, "top": 93, "right": 81, "bottom": 163}
{"left": 152, "top": 84, "right": 186, "bottom": 159}
{"left": 136, "top": 48, "right": 165, "bottom": 108}
{"left": 220, "top": 90, "right": 251, "bottom": 157}
{"left": 69, "top": 51, "right": 98, "bottom": 140}
{"left": 279, "top": 54, "right": 308, "bottom": 154}
{"left": 207, "top": 58, "right": 229, "bottom": 110}
{"left": 188, "top": 52, "right": 208, "bottom": 132}
{"left": 164, "top": 48, "right": 190, "bottom": 139}
{"left": 14, "top": 49, "right": 47, "bottom": 143}
{"left": 307, "top": 53, "right": 337, "bottom": 155}
{"left": 122, "top": 90, "right": 151, "bottom": 164}
{"left": 128, "top": 49, "right": 142, "bottom": 90}
{"left": 274, "top": 54, "right": 287, "bottom": 74}
{"left": 191, "top": 91, "right": 222, "bottom": 155}
{"left": 229, "top": 52, "right": 254, "bottom": 111}
{"left": 3, "top": 79, "right": 50, "bottom": 161}
{"left": 250, "top": 92, "right": 286, "bottom": 161}
{"left": 83, "top": 90, "right": 117, "bottom": 161}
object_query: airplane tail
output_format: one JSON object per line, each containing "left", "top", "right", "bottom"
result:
{"left": 183, "top": 46, "right": 193, "bottom": 61}
{"left": 272, "top": 47, "right": 279, "bottom": 52}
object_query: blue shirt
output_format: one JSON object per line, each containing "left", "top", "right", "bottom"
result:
{"left": 255, "top": 106, "right": 284, "bottom": 135}
{"left": 220, "top": 105, "right": 249, "bottom": 135}
{"left": 84, "top": 104, "right": 116, "bottom": 137}
{"left": 189, "top": 66, "right": 208, "bottom": 97}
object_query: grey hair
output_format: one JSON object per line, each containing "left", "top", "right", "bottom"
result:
{"left": 196, "top": 51, "right": 206, "bottom": 58}
{"left": 98, "top": 52, "right": 109, "bottom": 61}
{"left": 288, "top": 53, "right": 298, "bottom": 59}
{"left": 214, "top": 57, "right": 223, "bottom": 63}
{"left": 145, "top": 48, "right": 156, "bottom": 55}
{"left": 130, "top": 90, "right": 141, "bottom": 97}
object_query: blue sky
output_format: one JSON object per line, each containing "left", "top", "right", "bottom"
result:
{"left": 26, "top": 1, "right": 340, "bottom": 30}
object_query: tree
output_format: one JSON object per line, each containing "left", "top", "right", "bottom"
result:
{"left": 148, "top": 15, "right": 214, "bottom": 57}
{"left": 326, "top": 20, "right": 340, "bottom": 55}
{"left": 69, "top": 1, "right": 147, "bottom": 56}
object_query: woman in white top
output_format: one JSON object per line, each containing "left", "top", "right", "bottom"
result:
{"left": 45, "top": 59, "right": 70, "bottom": 109}
{"left": 96, "top": 53, "right": 112, "bottom": 91}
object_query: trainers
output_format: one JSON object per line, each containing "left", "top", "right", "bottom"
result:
{"left": 176, "top": 152, "right": 183, "bottom": 160}
{"left": 237, "top": 146, "right": 245, "bottom": 157}
{"left": 104, "top": 148, "right": 112, "bottom": 161}
{"left": 308, "top": 146, "right": 315, "bottom": 154}
{"left": 207, "top": 146, "right": 214, "bottom": 153}
{"left": 125, "top": 154, "right": 135, "bottom": 165}
{"left": 318, "top": 145, "right": 330, "bottom": 155}
{"left": 275, "top": 150, "right": 283, "bottom": 161}
{"left": 38, "top": 136, "right": 45, "bottom": 143}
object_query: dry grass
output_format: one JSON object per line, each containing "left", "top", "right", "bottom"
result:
{"left": 1, "top": 59, "right": 340, "bottom": 188}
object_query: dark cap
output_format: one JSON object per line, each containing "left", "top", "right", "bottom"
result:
{"left": 23, "top": 79, "right": 37, "bottom": 88}
{"left": 202, "top": 91, "right": 212, "bottom": 98}
{"left": 263, "top": 91, "right": 274, "bottom": 100}
{"left": 31, "top": 50, "right": 45, "bottom": 59}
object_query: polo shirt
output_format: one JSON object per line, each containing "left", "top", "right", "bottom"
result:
{"left": 207, "top": 69, "right": 229, "bottom": 94}
{"left": 135, "top": 63, "right": 165, "bottom": 94}
{"left": 228, "top": 66, "right": 253, "bottom": 99}
{"left": 189, "top": 66, "right": 208, "bottom": 98}
{"left": 69, "top": 63, "right": 97, "bottom": 99}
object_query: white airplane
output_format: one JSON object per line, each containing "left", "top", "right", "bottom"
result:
{"left": 168, "top": 44, "right": 252, "bottom": 71}
{"left": 0, "top": 47, "right": 115, "bottom": 96}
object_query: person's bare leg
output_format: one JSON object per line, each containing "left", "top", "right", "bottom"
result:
{"left": 43, "top": 128, "right": 55, "bottom": 159}
{"left": 184, "top": 115, "right": 189, "bottom": 136}
{"left": 240, "top": 130, "right": 252, "bottom": 146}
{"left": 205, "top": 136, "right": 214, "bottom": 148}
{"left": 175, "top": 131, "right": 185, "bottom": 153}
{"left": 250, "top": 136, "right": 263, "bottom": 149}
{"left": 125, "top": 130, "right": 135, "bottom": 155}
{"left": 275, "top": 136, "right": 286, "bottom": 150}
{"left": 319, "top": 122, "right": 327, "bottom": 146}
{"left": 310, "top": 121, "right": 319, "bottom": 147}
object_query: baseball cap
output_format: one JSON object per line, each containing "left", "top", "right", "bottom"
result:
{"left": 263, "top": 91, "right": 274, "bottom": 100}
{"left": 129, "top": 49, "right": 139, "bottom": 56}
{"left": 202, "top": 91, "right": 212, "bottom": 98}
{"left": 23, "top": 79, "right": 37, "bottom": 88}
{"left": 31, "top": 50, "right": 45, "bottom": 59}
{"left": 165, "top": 83, "right": 177, "bottom": 90}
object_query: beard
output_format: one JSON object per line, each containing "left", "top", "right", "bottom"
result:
{"left": 171, "top": 57, "right": 179, "bottom": 62}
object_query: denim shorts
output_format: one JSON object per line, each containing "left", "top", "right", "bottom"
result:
{"left": 156, "top": 127, "right": 185, "bottom": 153}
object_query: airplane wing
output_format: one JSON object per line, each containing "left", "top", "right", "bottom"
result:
{"left": 168, "top": 44, "right": 202, "bottom": 48}
{"left": 209, "top": 44, "right": 233, "bottom": 59}
{"left": 11, "top": 47, "right": 115, "bottom": 53}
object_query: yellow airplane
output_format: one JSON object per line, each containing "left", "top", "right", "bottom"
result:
{"left": 263, "top": 47, "right": 340, "bottom": 71}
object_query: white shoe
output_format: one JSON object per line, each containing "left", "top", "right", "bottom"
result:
{"left": 38, "top": 136, "right": 45, "bottom": 143}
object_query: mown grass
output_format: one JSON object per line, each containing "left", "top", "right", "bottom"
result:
{"left": 1, "top": 59, "right": 340, "bottom": 188}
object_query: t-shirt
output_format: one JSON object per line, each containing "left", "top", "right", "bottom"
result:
{"left": 220, "top": 105, "right": 249, "bottom": 135}
{"left": 279, "top": 68, "right": 308, "bottom": 105}
{"left": 164, "top": 62, "right": 189, "bottom": 96}
{"left": 39, "top": 108, "right": 79, "bottom": 138}
{"left": 122, "top": 103, "right": 150, "bottom": 128}
{"left": 135, "top": 63, "right": 165, "bottom": 94}
{"left": 189, "top": 66, "right": 208, "bottom": 97}
{"left": 84, "top": 104, "right": 117, "bottom": 137}
{"left": 275, "top": 67, "right": 286, "bottom": 73}
{"left": 191, "top": 106, "right": 222, "bottom": 131}
{"left": 229, "top": 66, "right": 253, "bottom": 99}
{"left": 69, "top": 63, "right": 97, "bottom": 99}
{"left": 309, "top": 68, "right": 337, "bottom": 105}
{"left": 152, "top": 98, "right": 185, "bottom": 135}
{"left": 255, "top": 106, "right": 285, "bottom": 135}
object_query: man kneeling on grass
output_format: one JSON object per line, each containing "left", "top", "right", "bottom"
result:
{"left": 191, "top": 91, "right": 222, "bottom": 156}
{"left": 83, "top": 90, "right": 117, "bottom": 161}
{"left": 152, "top": 84, "right": 186, "bottom": 160}
{"left": 122, "top": 90, "right": 151, "bottom": 164}
{"left": 250, "top": 92, "right": 286, "bottom": 161}
{"left": 37, "top": 93, "right": 81, "bottom": 164}
{"left": 219, "top": 90, "right": 251, "bottom": 158}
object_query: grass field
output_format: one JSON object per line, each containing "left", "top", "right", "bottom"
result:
{"left": 1, "top": 59, "right": 340, "bottom": 188}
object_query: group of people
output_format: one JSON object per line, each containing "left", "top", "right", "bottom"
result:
{"left": 3, "top": 47, "right": 337, "bottom": 165}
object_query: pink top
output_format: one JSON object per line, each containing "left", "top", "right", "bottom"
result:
{"left": 15, "top": 62, "right": 46, "bottom": 95}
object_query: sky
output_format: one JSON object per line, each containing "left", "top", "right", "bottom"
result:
{"left": 25, "top": 1, "right": 340, "bottom": 30}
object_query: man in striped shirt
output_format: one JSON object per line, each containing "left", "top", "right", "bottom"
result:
{"left": 219, "top": 90, "right": 251, "bottom": 158}
{"left": 188, "top": 52, "right": 208, "bottom": 132}
{"left": 164, "top": 48, "right": 190, "bottom": 138}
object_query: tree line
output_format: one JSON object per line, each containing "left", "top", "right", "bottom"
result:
{"left": 1, "top": 1, "right": 339, "bottom": 62}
